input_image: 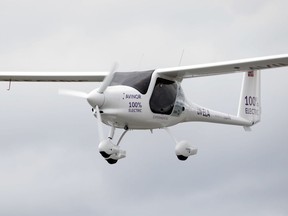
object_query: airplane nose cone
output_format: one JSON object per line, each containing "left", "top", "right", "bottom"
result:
{"left": 87, "top": 89, "right": 105, "bottom": 107}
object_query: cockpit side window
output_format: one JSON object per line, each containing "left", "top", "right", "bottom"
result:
{"left": 149, "top": 78, "right": 177, "bottom": 115}
{"left": 110, "top": 70, "right": 154, "bottom": 94}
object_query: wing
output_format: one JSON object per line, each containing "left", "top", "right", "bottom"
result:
{"left": 0, "top": 71, "right": 109, "bottom": 82}
{"left": 156, "top": 54, "right": 288, "bottom": 79}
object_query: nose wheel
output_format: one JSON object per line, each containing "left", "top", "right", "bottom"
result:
{"left": 98, "top": 126, "right": 129, "bottom": 164}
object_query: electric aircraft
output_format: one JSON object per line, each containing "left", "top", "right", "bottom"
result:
{"left": 1, "top": 54, "right": 288, "bottom": 164}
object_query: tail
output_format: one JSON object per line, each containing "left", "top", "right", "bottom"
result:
{"left": 237, "top": 70, "right": 261, "bottom": 130}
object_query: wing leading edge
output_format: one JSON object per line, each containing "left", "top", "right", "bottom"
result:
{"left": 1, "top": 54, "right": 288, "bottom": 82}
{"left": 156, "top": 54, "right": 288, "bottom": 79}
{"left": 0, "top": 71, "right": 108, "bottom": 82}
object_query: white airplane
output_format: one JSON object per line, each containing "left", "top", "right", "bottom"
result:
{"left": 1, "top": 54, "right": 288, "bottom": 164}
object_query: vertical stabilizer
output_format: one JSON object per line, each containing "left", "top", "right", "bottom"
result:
{"left": 237, "top": 70, "right": 261, "bottom": 125}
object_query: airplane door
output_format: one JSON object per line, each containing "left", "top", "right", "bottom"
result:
{"left": 149, "top": 78, "right": 177, "bottom": 115}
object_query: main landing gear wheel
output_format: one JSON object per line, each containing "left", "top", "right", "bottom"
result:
{"left": 164, "top": 128, "right": 198, "bottom": 161}
{"left": 106, "top": 159, "right": 118, "bottom": 164}
{"left": 176, "top": 155, "right": 188, "bottom": 161}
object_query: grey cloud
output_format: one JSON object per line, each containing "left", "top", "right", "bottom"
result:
{"left": 1, "top": 0, "right": 288, "bottom": 215}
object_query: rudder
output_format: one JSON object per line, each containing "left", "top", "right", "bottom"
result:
{"left": 237, "top": 70, "right": 261, "bottom": 125}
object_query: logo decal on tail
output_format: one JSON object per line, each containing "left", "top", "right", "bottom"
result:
{"left": 244, "top": 96, "right": 260, "bottom": 116}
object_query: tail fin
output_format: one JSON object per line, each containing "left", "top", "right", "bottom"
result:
{"left": 237, "top": 70, "right": 261, "bottom": 126}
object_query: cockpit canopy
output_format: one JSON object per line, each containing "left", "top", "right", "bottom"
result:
{"left": 110, "top": 70, "right": 154, "bottom": 94}
{"left": 110, "top": 70, "right": 183, "bottom": 116}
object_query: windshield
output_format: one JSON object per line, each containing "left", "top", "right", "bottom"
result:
{"left": 110, "top": 70, "right": 154, "bottom": 94}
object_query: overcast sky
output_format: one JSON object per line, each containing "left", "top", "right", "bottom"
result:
{"left": 0, "top": 0, "right": 288, "bottom": 215}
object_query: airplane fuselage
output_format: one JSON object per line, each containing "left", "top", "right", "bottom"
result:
{"left": 99, "top": 71, "right": 253, "bottom": 129}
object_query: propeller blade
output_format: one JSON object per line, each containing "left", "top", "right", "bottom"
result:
{"left": 97, "top": 62, "right": 118, "bottom": 94}
{"left": 95, "top": 105, "right": 104, "bottom": 142}
{"left": 58, "top": 89, "right": 88, "bottom": 98}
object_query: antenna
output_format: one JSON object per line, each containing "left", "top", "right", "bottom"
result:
{"left": 178, "top": 49, "right": 185, "bottom": 66}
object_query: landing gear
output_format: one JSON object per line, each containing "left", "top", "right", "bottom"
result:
{"left": 92, "top": 106, "right": 128, "bottom": 164}
{"left": 176, "top": 155, "right": 188, "bottom": 161}
{"left": 164, "top": 127, "right": 198, "bottom": 161}
{"left": 98, "top": 126, "right": 129, "bottom": 164}
{"left": 106, "top": 158, "right": 118, "bottom": 164}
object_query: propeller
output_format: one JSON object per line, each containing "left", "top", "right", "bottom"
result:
{"left": 58, "top": 88, "right": 104, "bottom": 110}
{"left": 95, "top": 105, "right": 104, "bottom": 142}
{"left": 58, "top": 89, "right": 88, "bottom": 98}
{"left": 97, "top": 62, "right": 118, "bottom": 93}
{"left": 59, "top": 63, "right": 119, "bottom": 144}
{"left": 59, "top": 62, "right": 118, "bottom": 107}
{"left": 84, "top": 62, "right": 118, "bottom": 108}
{"left": 92, "top": 63, "right": 118, "bottom": 142}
